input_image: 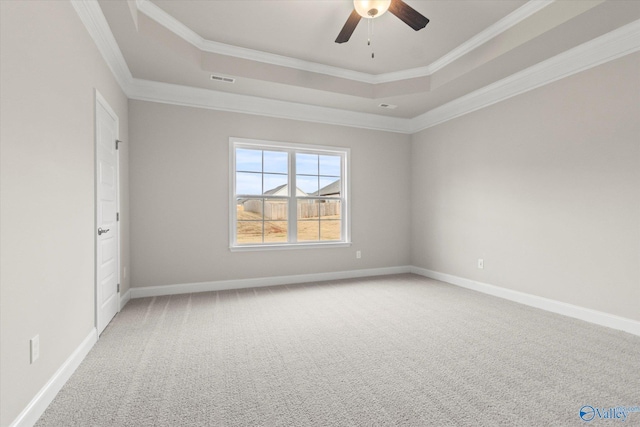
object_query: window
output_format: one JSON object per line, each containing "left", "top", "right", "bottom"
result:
{"left": 230, "top": 138, "right": 350, "bottom": 250}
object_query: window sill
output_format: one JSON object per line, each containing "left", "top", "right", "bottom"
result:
{"left": 229, "top": 242, "right": 352, "bottom": 252}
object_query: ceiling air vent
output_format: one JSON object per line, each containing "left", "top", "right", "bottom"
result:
{"left": 210, "top": 75, "right": 235, "bottom": 83}
{"left": 378, "top": 103, "right": 397, "bottom": 109}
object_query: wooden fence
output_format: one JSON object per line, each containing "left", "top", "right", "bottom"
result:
{"left": 243, "top": 200, "right": 340, "bottom": 220}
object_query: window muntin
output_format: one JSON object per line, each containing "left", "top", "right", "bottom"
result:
{"left": 231, "top": 138, "right": 349, "bottom": 249}
{"left": 297, "top": 199, "right": 341, "bottom": 242}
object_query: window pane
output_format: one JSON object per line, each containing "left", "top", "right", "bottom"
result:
{"left": 236, "top": 149, "right": 262, "bottom": 172}
{"left": 318, "top": 177, "right": 340, "bottom": 196}
{"left": 264, "top": 200, "right": 287, "bottom": 221}
{"left": 296, "top": 175, "right": 318, "bottom": 195}
{"left": 264, "top": 221, "right": 288, "bottom": 242}
{"left": 263, "top": 174, "right": 288, "bottom": 195}
{"left": 237, "top": 198, "right": 263, "bottom": 244}
{"left": 319, "top": 155, "right": 341, "bottom": 177}
{"left": 232, "top": 140, "right": 348, "bottom": 248}
{"left": 319, "top": 200, "right": 341, "bottom": 220}
{"left": 236, "top": 172, "right": 262, "bottom": 195}
{"left": 237, "top": 198, "right": 263, "bottom": 220}
{"left": 297, "top": 199, "right": 319, "bottom": 219}
{"left": 237, "top": 221, "right": 263, "bottom": 243}
{"left": 298, "top": 199, "right": 320, "bottom": 241}
{"left": 320, "top": 220, "right": 341, "bottom": 241}
{"left": 263, "top": 151, "right": 288, "bottom": 174}
{"left": 297, "top": 220, "right": 319, "bottom": 241}
{"left": 296, "top": 153, "right": 318, "bottom": 175}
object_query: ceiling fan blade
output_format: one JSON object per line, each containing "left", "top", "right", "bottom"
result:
{"left": 388, "top": 0, "right": 429, "bottom": 31}
{"left": 335, "top": 9, "right": 361, "bottom": 43}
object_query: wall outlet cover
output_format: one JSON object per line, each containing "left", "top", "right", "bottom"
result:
{"left": 30, "top": 335, "right": 40, "bottom": 363}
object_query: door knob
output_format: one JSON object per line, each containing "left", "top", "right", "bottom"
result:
{"left": 98, "top": 227, "right": 110, "bottom": 235}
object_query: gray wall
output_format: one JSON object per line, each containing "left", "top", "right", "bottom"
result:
{"left": 2, "top": 2, "right": 638, "bottom": 424}
{"left": 0, "top": 2, "right": 130, "bottom": 425}
{"left": 128, "top": 101, "right": 412, "bottom": 288}
{"left": 410, "top": 52, "right": 640, "bottom": 321}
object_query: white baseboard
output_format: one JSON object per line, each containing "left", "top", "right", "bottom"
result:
{"left": 9, "top": 328, "right": 98, "bottom": 427}
{"left": 411, "top": 266, "right": 640, "bottom": 337}
{"left": 119, "top": 289, "right": 131, "bottom": 310}
{"left": 130, "top": 266, "right": 412, "bottom": 299}
{"left": 8, "top": 266, "right": 638, "bottom": 427}
{"left": 128, "top": 265, "right": 639, "bottom": 337}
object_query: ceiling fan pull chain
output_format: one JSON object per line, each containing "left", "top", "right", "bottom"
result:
{"left": 368, "top": 18, "right": 375, "bottom": 59}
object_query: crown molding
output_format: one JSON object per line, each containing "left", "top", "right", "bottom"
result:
{"left": 409, "top": 18, "right": 640, "bottom": 133}
{"left": 134, "top": 0, "right": 554, "bottom": 85}
{"left": 135, "top": 0, "right": 378, "bottom": 84}
{"left": 127, "top": 78, "right": 413, "bottom": 133}
{"left": 74, "top": 0, "right": 408, "bottom": 131}
{"left": 74, "top": 1, "right": 639, "bottom": 135}
{"left": 424, "top": 0, "right": 555, "bottom": 75}
{"left": 71, "top": 0, "right": 133, "bottom": 92}
{"left": 199, "top": 38, "right": 377, "bottom": 84}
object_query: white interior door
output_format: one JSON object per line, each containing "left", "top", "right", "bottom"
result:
{"left": 96, "top": 92, "right": 119, "bottom": 335}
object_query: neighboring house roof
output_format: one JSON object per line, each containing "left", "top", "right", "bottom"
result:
{"left": 241, "top": 182, "right": 338, "bottom": 201}
{"left": 312, "top": 179, "right": 341, "bottom": 197}
{"left": 263, "top": 184, "right": 287, "bottom": 196}
{"left": 263, "top": 184, "right": 308, "bottom": 197}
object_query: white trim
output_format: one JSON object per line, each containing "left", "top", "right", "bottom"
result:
{"left": 373, "top": 66, "right": 432, "bottom": 84}
{"left": 95, "top": 90, "right": 121, "bottom": 335}
{"left": 199, "top": 40, "right": 376, "bottom": 85}
{"left": 8, "top": 329, "right": 98, "bottom": 427}
{"left": 134, "top": 0, "right": 553, "bottom": 84}
{"left": 126, "top": 265, "right": 640, "bottom": 337}
{"left": 229, "top": 138, "right": 351, "bottom": 249}
{"left": 411, "top": 267, "right": 640, "bottom": 337}
{"left": 130, "top": 266, "right": 412, "bottom": 299}
{"left": 73, "top": 1, "right": 640, "bottom": 134}
{"left": 424, "top": 0, "right": 554, "bottom": 75}
{"left": 409, "top": 18, "right": 640, "bottom": 133}
{"left": 8, "top": 267, "right": 638, "bottom": 426}
{"left": 134, "top": 0, "right": 199, "bottom": 48}
{"left": 229, "top": 241, "right": 354, "bottom": 252}
{"left": 127, "top": 78, "right": 412, "bottom": 133}
{"left": 120, "top": 288, "right": 131, "bottom": 310}
{"left": 71, "top": 0, "right": 133, "bottom": 93}
{"left": 135, "top": 0, "right": 376, "bottom": 84}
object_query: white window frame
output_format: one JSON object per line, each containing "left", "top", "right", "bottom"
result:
{"left": 229, "top": 137, "right": 351, "bottom": 251}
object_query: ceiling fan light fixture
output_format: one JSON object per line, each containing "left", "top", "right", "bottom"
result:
{"left": 354, "top": 0, "right": 391, "bottom": 18}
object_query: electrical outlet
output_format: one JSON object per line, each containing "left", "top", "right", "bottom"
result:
{"left": 356, "top": 250, "right": 362, "bottom": 259}
{"left": 477, "top": 259, "right": 484, "bottom": 269}
{"left": 30, "top": 335, "right": 39, "bottom": 364}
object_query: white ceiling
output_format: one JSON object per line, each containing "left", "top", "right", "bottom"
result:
{"left": 150, "top": 0, "right": 527, "bottom": 74}
{"left": 96, "top": 0, "right": 640, "bottom": 122}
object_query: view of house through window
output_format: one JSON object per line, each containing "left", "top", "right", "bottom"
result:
{"left": 231, "top": 139, "right": 349, "bottom": 248}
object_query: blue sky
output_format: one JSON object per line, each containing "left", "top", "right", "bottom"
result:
{"left": 236, "top": 149, "right": 340, "bottom": 195}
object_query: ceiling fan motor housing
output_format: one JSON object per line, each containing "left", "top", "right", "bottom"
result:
{"left": 336, "top": 0, "right": 428, "bottom": 44}
{"left": 354, "top": 0, "right": 391, "bottom": 19}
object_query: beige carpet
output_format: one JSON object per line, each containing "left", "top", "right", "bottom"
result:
{"left": 36, "top": 274, "right": 640, "bottom": 426}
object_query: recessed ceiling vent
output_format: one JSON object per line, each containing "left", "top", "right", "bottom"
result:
{"left": 378, "top": 103, "right": 397, "bottom": 109}
{"left": 210, "top": 75, "right": 235, "bottom": 83}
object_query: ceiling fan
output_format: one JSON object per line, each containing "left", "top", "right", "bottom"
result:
{"left": 336, "top": 0, "right": 429, "bottom": 44}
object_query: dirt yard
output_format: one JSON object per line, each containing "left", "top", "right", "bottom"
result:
{"left": 237, "top": 205, "right": 340, "bottom": 243}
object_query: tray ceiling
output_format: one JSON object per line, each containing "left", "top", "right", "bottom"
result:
{"left": 95, "top": 0, "right": 640, "bottom": 124}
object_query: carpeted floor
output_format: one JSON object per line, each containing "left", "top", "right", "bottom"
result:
{"left": 36, "top": 274, "right": 640, "bottom": 426}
